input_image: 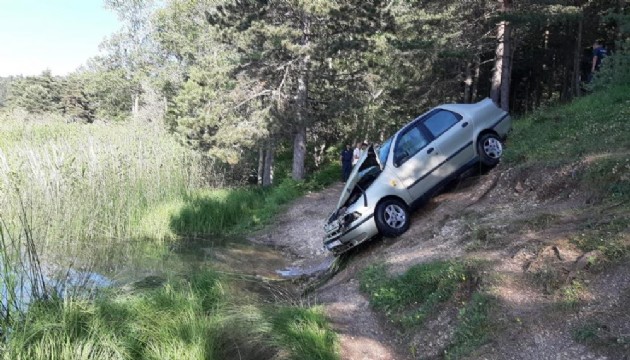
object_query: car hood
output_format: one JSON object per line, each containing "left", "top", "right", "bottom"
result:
{"left": 335, "top": 145, "right": 382, "bottom": 211}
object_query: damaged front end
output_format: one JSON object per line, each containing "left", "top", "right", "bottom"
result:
{"left": 323, "top": 146, "right": 382, "bottom": 254}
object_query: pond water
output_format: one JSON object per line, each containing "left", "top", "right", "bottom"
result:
{"left": 24, "top": 236, "right": 336, "bottom": 304}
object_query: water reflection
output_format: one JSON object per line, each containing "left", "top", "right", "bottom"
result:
{"left": 22, "top": 236, "right": 336, "bottom": 306}
{"left": 276, "top": 256, "right": 336, "bottom": 278}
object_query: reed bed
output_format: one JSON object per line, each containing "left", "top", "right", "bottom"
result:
{"left": 0, "top": 117, "right": 340, "bottom": 359}
{"left": 0, "top": 118, "right": 204, "bottom": 249}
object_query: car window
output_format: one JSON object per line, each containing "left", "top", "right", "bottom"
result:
{"left": 393, "top": 126, "right": 429, "bottom": 167}
{"left": 377, "top": 137, "right": 393, "bottom": 167}
{"left": 423, "top": 110, "right": 462, "bottom": 138}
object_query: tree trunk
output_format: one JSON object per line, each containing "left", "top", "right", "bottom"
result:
{"left": 257, "top": 146, "right": 264, "bottom": 185}
{"left": 263, "top": 141, "right": 274, "bottom": 187}
{"left": 560, "top": 65, "right": 569, "bottom": 101}
{"left": 491, "top": 0, "right": 512, "bottom": 111}
{"left": 572, "top": 14, "right": 583, "bottom": 98}
{"left": 491, "top": 20, "right": 505, "bottom": 105}
{"left": 292, "top": 17, "right": 310, "bottom": 181}
{"left": 543, "top": 26, "right": 554, "bottom": 101}
{"left": 524, "top": 80, "right": 529, "bottom": 113}
{"left": 132, "top": 93, "right": 140, "bottom": 115}
{"left": 292, "top": 126, "right": 307, "bottom": 180}
{"left": 617, "top": 0, "right": 625, "bottom": 45}
{"left": 501, "top": 22, "right": 512, "bottom": 111}
{"left": 464, "top": 61, "right": 473, "bottom": 103}
{"left": 472, "top": 49, "right": 481, "bottom": 102}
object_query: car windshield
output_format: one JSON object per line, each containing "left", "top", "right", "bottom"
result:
{"left": 377, "top": 136, "right": 393, "bottom": 167}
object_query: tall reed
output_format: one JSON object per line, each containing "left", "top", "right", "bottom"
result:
{"left": 0, "top": 200, "right": 47, "bottom": 334}
{"left": 0, "top": 119, "right": 204, "bottom": 250}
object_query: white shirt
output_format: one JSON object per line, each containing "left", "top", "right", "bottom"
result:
{"left": 352, "top": 148, "right": 361, "bottom": 165}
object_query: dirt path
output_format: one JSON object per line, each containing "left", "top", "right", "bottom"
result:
{"left": 249, "top": 162, "right": 630, "bottom": 360}
{"left": 249, "top": 183, "right": 409, "bottom": 360}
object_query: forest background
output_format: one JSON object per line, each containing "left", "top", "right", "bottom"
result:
{"left": 1, "top": 0, "right": 628, "bottom": 186}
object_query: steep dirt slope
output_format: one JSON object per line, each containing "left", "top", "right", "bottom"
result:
{"left": 250, "top": 161, "right": 630, "bottom": 360}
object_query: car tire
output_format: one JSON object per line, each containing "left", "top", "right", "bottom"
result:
{"left": 477, "top": 133, "right": 503, "bottom": 167}
{"left": 375, "top": 198, "right": 410, "bottom": 238}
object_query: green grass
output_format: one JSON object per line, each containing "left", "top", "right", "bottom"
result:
{"left": 582, "top": 156, "right": 630, "bottom": 204}
{"left": 570, "top": 213, "right": 630, "bottom": 261}
{"left": 518, "top": 213, "right": 563, "bottom": 231}
{"left": 166, "top": 168, "right": 340, "bottom": 238}
{"left": 3, "top": 270, "right": 226, "bottom": 360}
{"left": 444, "top": 293, "right": 495, "bottom": 360}
{"left": 2, "top": 270, "right": 338, "bottom": 360}
{"left": 359, "top": 261, "right": 470, "bottom": 327}
{"left": 529, "top": 264, "right": 565, "bottom": 295}
{"left": 505, "top": 84, "right": 630, "bottom": 216}
{"left": 504, "top": 84, "right": 630, "bottom": 166}
{"left": 572, "top": 322, "right": 603, "bottom": 344}
{"left": 268, "top": 306, "right": 339, "bottom": 360}
{"left": 558, "top": 280, "right": 586, "bottom": 311}
{"left": 572, "top": 321, "right": 630, "bottom": 348}
{"left": 360, "top": 261, "right": 496, "bottom": 357}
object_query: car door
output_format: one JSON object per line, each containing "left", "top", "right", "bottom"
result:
{"left": 391, "top": 123, "right": 443, "bottom": 200}
{"left": 421, "top": 109, "right": 475, "bottom": 179}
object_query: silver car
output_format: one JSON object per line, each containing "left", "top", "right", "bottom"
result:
{"left": 323, "top": 98, "right": 511, "bottom": 255}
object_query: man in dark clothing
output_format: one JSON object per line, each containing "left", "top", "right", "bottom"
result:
{"left": 340, "top": 144, "right": 353, "bottom": 182}
{"left": 590, "top": 40, "right": 608, "bottom": 79}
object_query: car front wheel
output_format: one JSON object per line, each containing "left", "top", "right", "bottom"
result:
{"left": 477, "top": 133, "right": 503, "bottom": 166}
{"left": 375, "top": 198, "right": 410, "bottom": 237}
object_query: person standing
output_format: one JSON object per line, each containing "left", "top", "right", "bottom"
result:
{"left": 340, "top": 144, "right": 353, "bottom": 182}
{"left": 352, "top": 142, "right": 362, "bottom": 166}
{"left": 590, "top": 40, "right": 608, "bottom": 80}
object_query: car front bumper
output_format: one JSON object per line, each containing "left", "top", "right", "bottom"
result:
{"left": 323, "top": 213, "right": 379, "bottom": 254}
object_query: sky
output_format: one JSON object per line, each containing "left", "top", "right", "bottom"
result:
{"left": 0, "top": 0, "right": 121, "bottom": 76}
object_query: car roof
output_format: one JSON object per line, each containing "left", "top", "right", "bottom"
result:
{"left": 397, "top": 98, "right": 494, "bottom": 137}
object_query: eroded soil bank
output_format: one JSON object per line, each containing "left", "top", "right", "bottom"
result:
{"left": 249, "top": 161, "right": 630, "bottom": 360}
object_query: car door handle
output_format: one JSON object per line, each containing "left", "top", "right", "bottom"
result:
{"left": 462, "top": 122, "right": 469, "bottom": 128}
{"left": 427, "top": 147, "right": 435, "bottom": 154}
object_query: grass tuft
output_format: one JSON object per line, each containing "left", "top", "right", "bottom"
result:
{"left": 570, "top": 212, "right": 630, "bottom": 261}
{"left": 557, "top": 280, "right": 586, "bottom": 311}
{"left": 444, "top": 293, "right": 495, "bottom": 360}
{"left": 360, "top": 261, "right": 471, "bottom": 327}
{"left": 268, "top": 306, "right": 339, "bottom": 360}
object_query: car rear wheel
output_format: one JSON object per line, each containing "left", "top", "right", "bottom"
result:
{"left": 477, "top": 133, "right": 503, "bottom": 166}
{"left": 375, "top": 198, "right": 410, "bottom": 237}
